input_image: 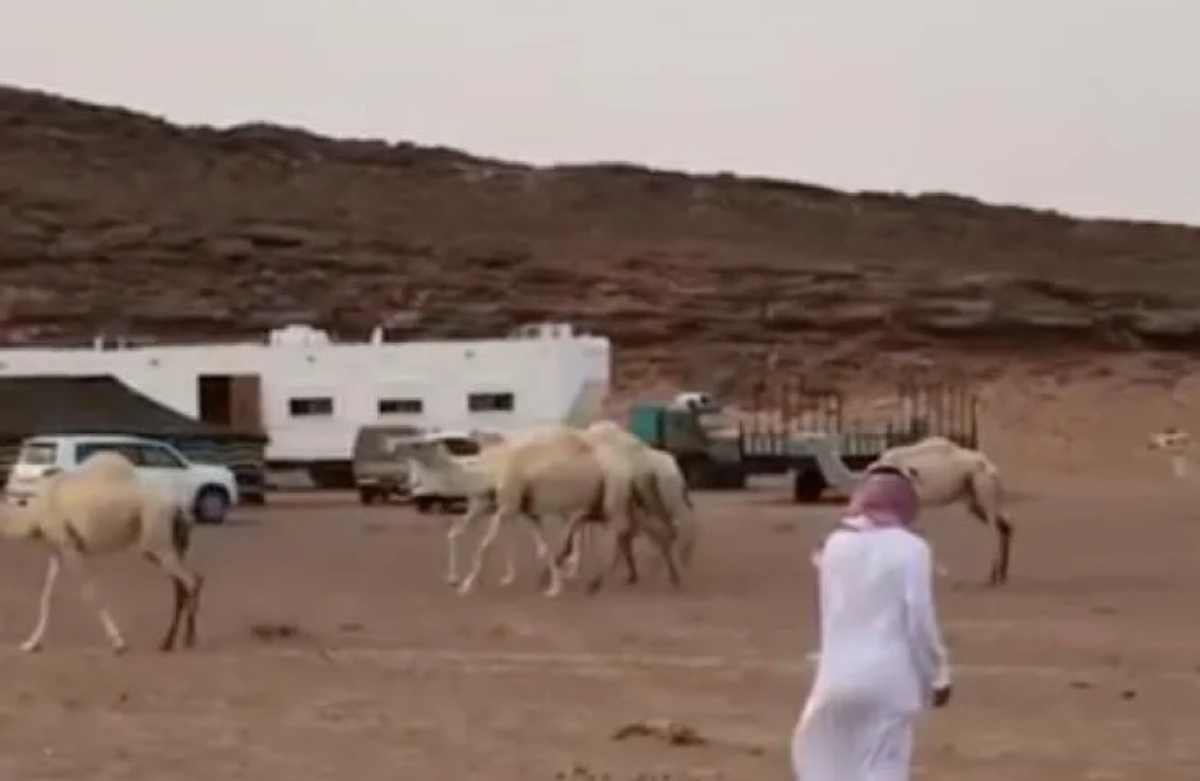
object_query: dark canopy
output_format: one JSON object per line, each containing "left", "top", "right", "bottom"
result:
{"left": 0, "top": 375, "right": 266, "bottom": 442}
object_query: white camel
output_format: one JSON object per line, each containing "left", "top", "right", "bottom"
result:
{"left": 869, "top": 436, "right": 1012, "bottom": 586}
{"left": 789, "top": 434, "right": 1008, "bottom": 585}
{"left": 2, "top": 450, "right": 204, "bottom": 653}
{"left": 1148, "top": 427, "right": 1193, "bottom": 479}
{"left": 576, "top": 420, "right": 699, "bottom": 572}
{"left": 407, "top": 430, "right": 588, "bottom": 588}
{"left": 453, "top": 426, "right": 680, "bottom": 596}
{"left": 551, "top": 425, "right": 685, "bottom": 591}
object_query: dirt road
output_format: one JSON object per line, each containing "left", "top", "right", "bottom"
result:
{"left": 0, "top": 482, "right": 1193, "bottom": 780}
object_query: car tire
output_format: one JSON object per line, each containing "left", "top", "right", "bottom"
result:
{"left": 194, "top": 485, "right": 231, "bottom": 525}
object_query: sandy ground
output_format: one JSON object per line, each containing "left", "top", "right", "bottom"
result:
{"left": 0, "top": 470, "right": 1195, "bottom": 781}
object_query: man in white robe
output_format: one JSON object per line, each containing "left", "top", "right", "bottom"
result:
{"left": 792, "top": 465, "right": 952, "bottom": 781}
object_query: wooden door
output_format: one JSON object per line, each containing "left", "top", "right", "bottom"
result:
{"left": 228, "top": 375, "right": 264, "bottom": 435}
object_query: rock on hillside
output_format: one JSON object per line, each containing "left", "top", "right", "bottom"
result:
{"left": 2, "top": 84, "right": 1200, "bottom": 389}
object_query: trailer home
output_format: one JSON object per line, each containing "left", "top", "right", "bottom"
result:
{"left": 0, "top": 322, "right": 610, "bottom": 485}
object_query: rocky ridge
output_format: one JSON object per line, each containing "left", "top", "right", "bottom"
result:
{"left": 2, "top": 84, "right": 1200, "bottom": 390}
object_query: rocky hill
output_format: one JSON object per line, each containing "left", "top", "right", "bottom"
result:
{"left": 2, "top": 84, "right": 1199, "bottom": 390}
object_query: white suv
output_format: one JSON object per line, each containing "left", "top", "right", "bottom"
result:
{"left": 404, "top": 430, "right": 482, "bottom": 513}
{"left": 5, "top": 434, "right": 240, "bottom": 525}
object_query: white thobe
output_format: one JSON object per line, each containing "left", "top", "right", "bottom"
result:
{"left": 792, "top": 521, "right": 950, "bottom": 781}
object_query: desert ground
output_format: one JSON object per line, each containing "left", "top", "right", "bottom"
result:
{"left": 7, "top": 83, "right": 1200, "bottom": 781}
{"left": 0, "top": 467, "right": 1195, "bottom": 781}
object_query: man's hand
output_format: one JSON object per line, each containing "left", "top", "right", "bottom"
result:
{"left": 930, "top": 684, "right": 952, "bottom": 709}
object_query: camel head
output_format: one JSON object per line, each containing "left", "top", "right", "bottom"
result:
{"left": 405, "top": 437, "right": 457, "bottom": 469}
{"left": 1148, "top": 428, "right": 1193, "bottom": 480}
{"left": 1149, "top": 428, "right": 1192, "bottom": 454}
{"left": 471, "top": 429, "right": 507, "bottom": 448}
{"left": 863, "top": 460, "right": 921, "bottom": 486}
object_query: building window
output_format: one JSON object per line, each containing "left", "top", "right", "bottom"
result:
{"left": 289, "top": 396, "right": 334, "bottom": 417}
{"left": 137, "top": 444, "right": 187, "bottom": 469}
{"left": 468, "top": 391, "right": 515, "bottom": 413}
{"left": 378, "top": 397, "right": 424, "bottom": 415}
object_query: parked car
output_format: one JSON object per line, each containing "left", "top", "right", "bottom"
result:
{"left": 405, "top": 430, "right": 482, "bottom": 514}
{"left": 4, "top": 434, "right": 240, "bottom": 525}
{"left": 351, "top": 423, "right": 423, "bottom": 505}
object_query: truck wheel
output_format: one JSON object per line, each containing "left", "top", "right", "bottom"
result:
{"left": 722, "top": 467, "right": 748, "bottom": 490}
{"left": 194, "top": 485, "right": 231, "bottom": 525}
{"left": 792, "top": 469, "right": 826, "bottom": 503}
{"left": 358, "top": 488, "right": 379, "bottom": 505}
{"left": 414, "top": 496, "right": 435, "bottom": 514}
{"left": 243, "top": 491, "right": 267, "bottom": 506}
{"left": 676, "top": 457, "right": 707, "bottom": 490}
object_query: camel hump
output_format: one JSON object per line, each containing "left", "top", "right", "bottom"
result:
{"left": 494, "top": 428, "right": 596, "bottom": 480}
{"left": 973, "top": 450, "right": 1001, "bottom": 478}
{"left": 75, "top": 450, "right": 138, "bottom": 482}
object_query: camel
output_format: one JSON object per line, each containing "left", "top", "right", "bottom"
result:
{"left": 406, "top": 430, "right": 588, "bottom": 588}
{"left": 412, "top": 425, "right": 682, "bottom": 592}
{"left": 573, "top": 420, "right": 699, "bottom": 571}
{"left": 446, "top": 426, "right": 680, "bottom": 596}
{"left": 783, "top": 433, "right": 1008, "bottom": 585}
{"left": 869, "top": 436, "right": 1012, "bottom": 586}
{"left": 1148, "top": 427, "right": 1193, "bottom": 479}
{"left": 544, "top": 427, "right": 682, "bottom": 593}
{"left": 2, "top": 450, "right": 203, "bottom": 653}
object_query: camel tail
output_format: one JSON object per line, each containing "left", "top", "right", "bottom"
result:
{"left": 968, "top": 454, "right": 1013, "bottom": 586}
{"left": 668, "top": 478, "right": 698, "bottom": 569}
{"left": 643, "top": 476, "right": 670, "bottom": 521}
{"left": 172, "top": 508, "right": 192, "bottom": 557}
{"left": 967, "top": 455, "right": 1004, "bottom": 517}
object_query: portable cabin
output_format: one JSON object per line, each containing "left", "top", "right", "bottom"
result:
{"left": 0, "top": 375, "right": 267, "bottom": 501}
{"left": 0, "top": 322, "right": 610, "bottom": 487}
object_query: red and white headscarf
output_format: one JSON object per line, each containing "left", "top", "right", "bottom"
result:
{"left": 844, "top": 466, "right": 920, "bottom": 529}
{"left": 811, "top": 466, "right": 920, "bottom": 568}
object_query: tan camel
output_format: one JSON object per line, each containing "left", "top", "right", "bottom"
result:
{"left": 562, "top": 428, "right": 683, "bottom": 591}
{"left": 870, "top": 436, "right": 1012, "bottom": 586}
{"left": 407, "top": 431, "right": 587, "bottom": 588}
{"left": 579, "top": 420, "right": 698, "bottom": 570}
{"left": 1148, "top": 427, "right": 1193, "bottom": 479}
{"left": 453, "top": 426, "right": 680, "bottom": 596}
{"left": 2, "top": 450, "right": 204, "bottom": 653}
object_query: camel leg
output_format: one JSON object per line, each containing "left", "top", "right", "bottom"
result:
{"left": 553, "top": 513, "right": 603, "bottom": 592}
{"left": 993, "top": 516, "right": 1014, "bottom": 586}
{"left": 564, "top": 523, "right": 583, "bottom": 578}
{"left": 61, "top": 549, "right": 127, "bottom": 653}
{"left": 446, "top": 498, "right": 487, "bottom": 585}
{"left": 523, "top": 517, "right": 566, "bottom": 597}
{"left": 967, "top": 503, "right": 1013, "bottom": 587}
{"left": 457, "top": 510, "right": 501, "bottom": 595}
{"left": 563, "top": 517, "right": 586, "bottom": 579}
{"left": 644, "top": 522, "right": 684, "bottom": 581}
{"left": 20, "top": 552, "right": 62, "bottom": 653}
{"left": 583, "top": 522, "right": 623, "bottom": 595}
{"left": 629, "top": 501, "right": 682, "bottom": 589}
{"left": 637, "top": 486, "right": 676, "bottom": 581}
{"left": 611, "top": 528, "right": 639, "bottom": 585}
{"left": 147, "top": 551, "right": 203, "bottom": 651}
{"left": 644, "top": 523, "right": 683, "bottom": 590}
{"left": 184, "top": 574, "right": 204, "bottom": 648}
{"left": 553, "top": 515, "right": 583, "bottom": 570}
{"left": 460, "top": 509, "right": 552, "bottom": 595}
{"left": 582, "top": 509, "right": 642, "bottom": 595}
{"left": 498, "top": 512, "right": 519, "bottom": 587}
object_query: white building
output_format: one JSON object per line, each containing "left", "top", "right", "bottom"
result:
{"left": 0, "top": 322, "right": 611, "bottom": 469}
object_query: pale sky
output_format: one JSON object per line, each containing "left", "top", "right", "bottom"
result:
{"left": 4, "top": 1, "right": 1198, "bottom": 224}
